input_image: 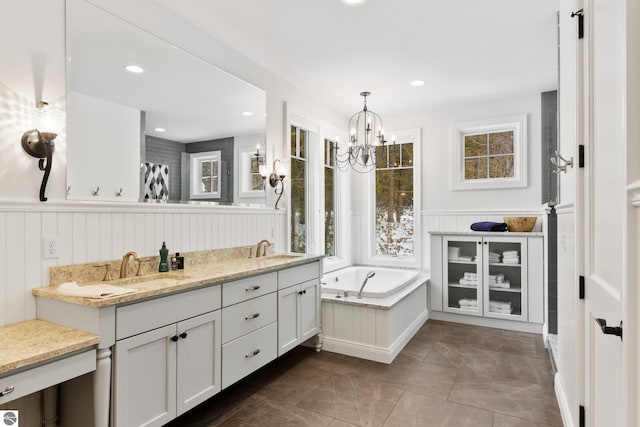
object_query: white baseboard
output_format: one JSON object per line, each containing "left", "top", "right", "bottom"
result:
{"left": 429, "top": 311, "right": 543, "bottom": 334}
{"left": 555, "top": 372, "right": 575, "bottom": 427}
{"left": 323, "top": 309, "right": 428, "bottom": 364}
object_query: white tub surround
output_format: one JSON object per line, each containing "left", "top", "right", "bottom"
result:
{"left": 321, "top": 268, "right": 428, "bottom": 364}
{"left": 321, "top": 266, "right": 419, "bottom": 298}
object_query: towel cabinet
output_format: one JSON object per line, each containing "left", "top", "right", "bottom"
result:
{"left": 430, "top": 232, "right": 544, "bottom": 329}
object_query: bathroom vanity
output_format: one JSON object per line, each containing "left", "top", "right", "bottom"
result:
{"left": 33, "top": 250, "right": 322, "bottom": 427}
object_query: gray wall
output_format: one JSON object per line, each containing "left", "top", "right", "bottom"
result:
{"left": 145, "top": 135, "right": 184, "bottom": 202}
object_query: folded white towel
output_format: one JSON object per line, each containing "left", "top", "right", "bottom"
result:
{"left": 489, "top": 280, "right": 511, "bottom": 289}
{"left": 488, "top": 274, "right": 505, "bottom": 282}
{"left": 458, "top": 298, "right": 478, "bottom": 306}
{"left": 492, "top": 307, "right": 513, "bottom": 314}
{"left": 489, "top": 300, "right": 512, "bottom": 309}
{"left": 463, "top": 272, "right": 478, "bottom": 278}
{"left": 459, "top": 278, "right": 478, "bottom": 286}
{"left": 57, "top": 281, "right": 136, "bottom": 299}
{"left": 502, "top": 258, "right": 520, "bottom": 265}
{"left": 503, "top": 250, "right": 519, "bottom": 257}
{"left": 457, "top": 255, "right": 473, "bottom": 262}
{"left": 448, "top": 247, "right": 461, "bottom": 260}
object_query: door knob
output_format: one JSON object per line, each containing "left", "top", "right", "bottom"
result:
{"left": 595, "top": 318, "right": 623, "bottom": 340}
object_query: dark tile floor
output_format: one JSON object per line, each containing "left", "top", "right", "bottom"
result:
{"left": 166, "top": 320, "right": 562, "bottom": 427}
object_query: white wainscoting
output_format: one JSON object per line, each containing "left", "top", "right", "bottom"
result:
{"left": 0, "top": 200, "right": 285, "bottom": 327}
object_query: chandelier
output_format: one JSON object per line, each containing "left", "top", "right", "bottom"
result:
{"left": 335, "top": 91, "right": 386, "bottom": 173}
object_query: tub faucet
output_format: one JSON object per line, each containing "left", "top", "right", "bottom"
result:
{"left": 120, "top": 251, "right": 143, "bottom": 278}
{"left": 357, "top": 271, "right": 376, "bottom": 299}
{"left": 255, "top": 240, "right": 271, "bottom": 257}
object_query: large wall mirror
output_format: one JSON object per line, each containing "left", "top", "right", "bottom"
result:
{"left": 66, "top": 0, "right": 267, "bottom": 205}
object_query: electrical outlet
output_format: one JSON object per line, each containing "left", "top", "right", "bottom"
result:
{"left": 43, "top": 237, "right": 58, "bottom": 259}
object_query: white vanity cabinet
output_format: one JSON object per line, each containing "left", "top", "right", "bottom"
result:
{"left": 221, "top": 272, "right": 278, "bottom": 389}
{"left": 277, "top": 262, "right": 321, "bottom": 356}
{"left": 113, "top": 286, "right": 222, "bottom": 427}
{"left": 430, "top": 232, "right": 544, "bottom": 328}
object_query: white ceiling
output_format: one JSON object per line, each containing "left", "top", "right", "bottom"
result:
{"left": 157, "top": 0, "right": 560, "bottom": 117}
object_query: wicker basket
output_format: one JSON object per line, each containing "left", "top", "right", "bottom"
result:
{"left": 503, "top": 216, "right": 537, "bottom": 232}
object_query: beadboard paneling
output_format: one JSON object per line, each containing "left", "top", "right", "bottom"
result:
{"left": 0, "top": 201, "right": 285, "bottom": 326}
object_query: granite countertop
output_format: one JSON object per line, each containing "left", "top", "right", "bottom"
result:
{"left": 0, "top": 320, "right": 99, "bottom": 375}
{"left": 33, "top": 253, "right": 323, "bottom": 308}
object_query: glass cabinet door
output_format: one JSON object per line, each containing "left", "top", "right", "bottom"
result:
{"left": 482, "top": 236, "right": 528, "bottom": 321}
{"left": 443, "top": 236, "right": 483, "bottom": 316}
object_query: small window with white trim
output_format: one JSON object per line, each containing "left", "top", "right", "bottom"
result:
{"left": 190, "top": 150, "right": 221, "bottom": 199}
{"left": 452, "top": 114, "right": 527, "bottom": 190}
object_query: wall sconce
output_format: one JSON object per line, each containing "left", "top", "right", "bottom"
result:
{"left": 21, "top": 128, "right": 57, "bottom": 202}
{"left": 260, "top": 159, "right": 288, "bottom": 210}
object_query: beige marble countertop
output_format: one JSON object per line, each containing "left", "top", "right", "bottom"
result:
{"left": 33, "top": 253, "right": 323, "bottom": 308}
{"left": 0, "top": 320, "right": 99, "bottom": 375}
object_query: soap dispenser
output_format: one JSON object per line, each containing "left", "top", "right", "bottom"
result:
{"left": 159, "top": 241, "right": 170, "bottom": 272}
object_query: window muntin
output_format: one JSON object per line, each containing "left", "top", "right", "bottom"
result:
{"left": 463, "top": 130, "right": 515, "bottom": 180}
{"left": 375, "top": 142, "right": 414, "bottom": 257}
{"left": 324, "top": 138, "right": 336, "bottom": 257}
{"left": 290, "top": 125, "right": 307, "bottom": 253}
{"left": 250, "top": 155, "right": 265, "bottom": 191}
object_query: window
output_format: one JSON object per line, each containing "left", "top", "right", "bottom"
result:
{"left": 190, "top": 150, "right": 221, "bottom": 199}
{"left": 324, "top": 138, "right": 336, "bottom": 257}
{"left": 290, "top": 125, "right": 307, "bottom": 253}
{"left": 452, "top": 114, "right": 527, "bottom": 190}
{"left": 375, "top": 140, "right": 415, "bottom": 257}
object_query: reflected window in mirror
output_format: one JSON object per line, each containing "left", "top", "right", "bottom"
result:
{"left": 190, "top": 151, "right": 221, "bottom": 199}
{"left": 324, "top": 138, "right": 337, "bottom": 257}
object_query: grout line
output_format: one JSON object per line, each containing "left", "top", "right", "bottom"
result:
{"left": 380, "top": 390, "right": 405, "bottom": 427}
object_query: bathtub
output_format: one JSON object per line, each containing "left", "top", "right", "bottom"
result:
{"left": 321, "top": 266, "right": 419, "bottom": 298}
{"left": 320, "top": 265, "right": 429, "bottom": 364}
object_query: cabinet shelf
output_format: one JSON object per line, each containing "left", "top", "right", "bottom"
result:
{"left": 448, "top": 260, "right": 477, "bottom": 265}
{"left": 488, "top": 286, "right": 522, "bottom": 293}
{"left": 448, "top": 283, "right": 478, "bottom": 289}
{"left": 489, "top": 262, "right": 521, "bottom": 267}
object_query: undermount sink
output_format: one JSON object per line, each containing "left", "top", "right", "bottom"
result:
{"left": 250, "top": 254, "right": 303, "bottom": 263}
{"left": 101, "top": 272, "right": 191, "bottom": 287}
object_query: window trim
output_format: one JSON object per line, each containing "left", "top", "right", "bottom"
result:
{"left": 451, "top": 114, "right": 527, "bottom": 191}
{"left": 364, "top": 128, "right": 421, "bottom": 268}
{"left": 189, "top": 150, "right": 221, "bottom": 199}
{"left": 237, "top": 148, "right": 265, "bottom": 199}
{"left": 285, "top": 102, "right": 350, "bottom": 271}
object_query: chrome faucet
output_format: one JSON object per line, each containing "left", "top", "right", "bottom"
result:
{"left": 255, "top": 240, "right": 271, "bottom": 257}
{"left": 120, "top": 251, "right": 144, "bottom": 278}
{"left": 357, "top": 271, "right": 376, "bottom": 299}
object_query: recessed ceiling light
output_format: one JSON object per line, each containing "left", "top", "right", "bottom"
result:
{"left": 342, "top": 0, "right": 366, "bottom": 5}
{"left": 410, "top": 80, "right": 426, "bottom": 87}
{"left": 154, "top": 127, "right": 165, "bottom": 132}
{"left": 125, "top": 65, "right": 144, "bottom": 74}
{"left": 242, "top": 111, "right": 254, "bottom": 116}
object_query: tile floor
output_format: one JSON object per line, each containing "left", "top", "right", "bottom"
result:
{"left": 166, "top": 320, "right": 562, "bottom": 427}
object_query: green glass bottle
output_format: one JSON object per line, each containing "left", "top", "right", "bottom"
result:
{"left": 159, "top": 241, "right": 170, "bottom": 272}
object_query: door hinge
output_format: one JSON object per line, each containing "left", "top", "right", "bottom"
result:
{"left": 579, "top": 405, "right": 585, "bottom": 427}
{"left": 578, "top": 145, "right": 585, "bottom": 168}
{"left": 571, "top": 9, "right": 584, "bottom": 39}
{"left": 579, "top": 275, "right": 585, "bottom": 299}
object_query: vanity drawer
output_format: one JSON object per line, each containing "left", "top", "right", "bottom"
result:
{"left": 222, "top": 322, "right": 277, "bottom": 389}
{"left": 222, "top": 272, "right": 277, "bottom": 307}
{"left": 222, "top": 293, "right": 277, "bottom": 343}
{"left": 0, "top": 350, "right": 95, "bottom": 405}
{"left": 278, "top": 261, "right": 320, "bottom": 290}
{"left": 116, "top": 285, "right": 221, "bottom": 340}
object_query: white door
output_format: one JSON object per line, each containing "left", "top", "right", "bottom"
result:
{"left": 299, "top": 279, "right": 320, "bottom": 341}
{"left": 277, "top": 284, "right": 300, "bottom": 355}
{"left": 581, "top": 0, "right": 628, "bottom": 424}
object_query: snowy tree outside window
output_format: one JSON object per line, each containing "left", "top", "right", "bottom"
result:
{"left": 290, "top": 125, "right": 307, "bottom": 254}
{"left": 324, "top": 138, "right": 336, "bottom": 257}
{"left": 375, "top": 142, "right": 414, "bottom": 257}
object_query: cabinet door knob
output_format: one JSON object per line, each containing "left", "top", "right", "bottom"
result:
{"left": 303, "top": 290, "right": 307, "bottom": 294}
{"left": 245, "top": 348, "right": 261, "bottom": 358}
{"left": 298, "top": 290, "right": 303, "bottom": 295}
{"left": 170, "top": 335, "right": 179, "bottom": 342}
{"left": 245, "top": 312, "right": 260, "bottom": 320}
{"left": 179, "top": 332, "right": 188, "bottom": 339}
{"left": 478, "top": 241, "right": 481, "bottom": 245}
